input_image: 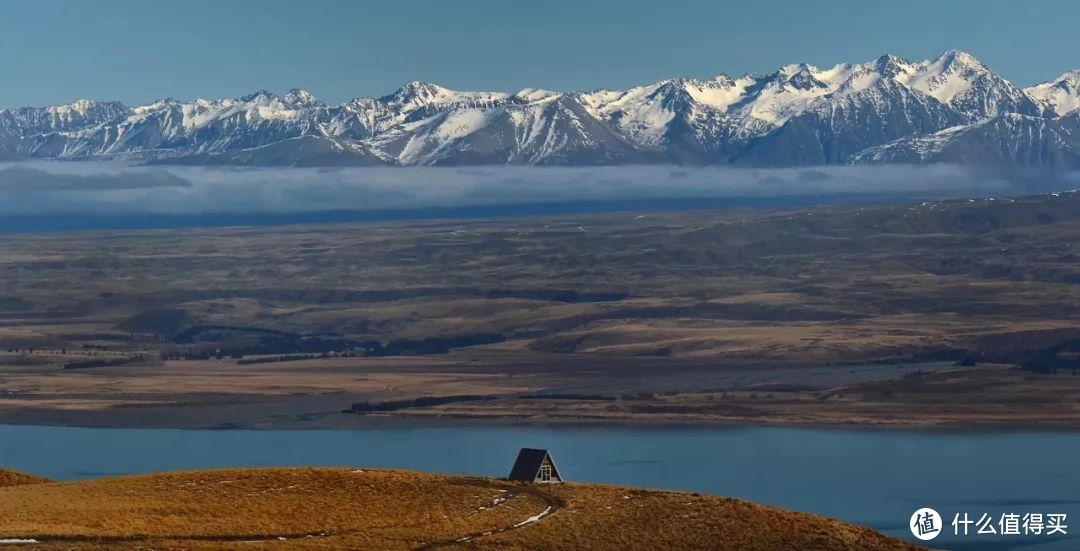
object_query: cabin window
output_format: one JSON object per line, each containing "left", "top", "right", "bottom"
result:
{"left": 539, "top": 464, "right": 552, "bottom": 481}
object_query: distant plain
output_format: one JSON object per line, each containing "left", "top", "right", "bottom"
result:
{"left": 2, "top": 192, "right": 1080, "bottom": 428}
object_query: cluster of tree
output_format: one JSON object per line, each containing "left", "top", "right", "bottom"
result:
{"left": 365, "top": 334, "right": 506, "bottom": 356}
{"left": 1022, "top": 347, "right": 1080, "bottom": 374}
{"left": 485, "top": 289, "right": 627, "bottom": 303}
{"left": 63, "top": 355, "right": 145, "bottom": 370}
{"left": 167, "top": 333, "right": 507, "bottom": 361}
{"left": 519, "top": 393, "right": 616, "bottom": 401}
{"left": 345, "top": 394, "right": 495, "bottom": 413}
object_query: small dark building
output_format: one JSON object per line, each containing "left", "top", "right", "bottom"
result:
{"left": 507, "top": 448, "right": 563, "bottom": 483}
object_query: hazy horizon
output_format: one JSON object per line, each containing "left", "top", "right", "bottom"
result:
{"left": 0, "top": 162, "right": 1038, "bottom": 215}
{"left": 0, "top": 160, "right": 1074, "bottom": 232}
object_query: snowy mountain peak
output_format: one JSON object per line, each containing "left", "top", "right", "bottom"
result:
{"left": 779, "top": 66, "right": 829, "bottom": 91}
{"left": 0, "top": 50, "right": 1076, "bottom": 168}
{"left": 282, "top": 88, "right": 323, "bottom": 109}
{"left": 0, "top": 98, "right": 130, "bottom": 135}
{"left": 896, "top": 49, "right": 1039, "bottom": 117}
{"left": 240, "top": 90, "right": 279, "bottom": 104}
{"left": 901, "top": 50, "right": 988, "bottom": 102}
{"left": 1060, "top": 69, "right": 1080, "bottom": 80}
{"left": 935, "top": 49, "right": 984, "bottom": 68}
{"left": 1027, "top": 70, "right": 1080, "bottom": 116}
{"left": 379, "top": 81, "right": 512, "bottom": 112}
{"left": 514, "top": 88, "right": 560, "bottom": 103}
{"left": 53, "top": 99, "right": 103, "bottom": 114}
{"left": 776, "top": 63, "right": 818, "bottom": 76}
{"left": 386, "top": 81, "right": 449, "bottom": 101}
{"left": 873, "top": 54, "right": 912, "bottom": 78}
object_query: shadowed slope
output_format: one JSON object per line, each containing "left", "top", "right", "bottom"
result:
{"left": 0, "top": 469, "right": 51, "bottom": 487}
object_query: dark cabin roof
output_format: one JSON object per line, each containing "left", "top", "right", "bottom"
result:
{"left": 507, "top": 448, "right": 560, "bottom": 482}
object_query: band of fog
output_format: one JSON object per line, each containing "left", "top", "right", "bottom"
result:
{"left": 0, "top": 162, "right": 1049, "bottom": 215}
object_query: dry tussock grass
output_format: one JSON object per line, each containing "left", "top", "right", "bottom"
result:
{"left": 488, "top": 485, "right": 922, "bottom": 551}
{"left": 0, "top": 468, "right": 51, "bottom": 487}
{"left": 0, "top": 467, "right": 921, "bottom": 550}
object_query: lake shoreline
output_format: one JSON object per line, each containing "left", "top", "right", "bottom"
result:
{"left": 3, "top": 418, "right": 1078, "bottom": 549}
{"left": 1, "top": 410, "right": 1077, "bottom": 433}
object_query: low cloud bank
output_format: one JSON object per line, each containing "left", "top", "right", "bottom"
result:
{"left": 0, "top": 162, "right": 1069, "bottom": 216}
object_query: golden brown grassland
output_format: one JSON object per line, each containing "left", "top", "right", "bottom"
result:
{"left": 0, "top": 467, "right": 920, "bottom": 550}
{"left": 0, "top": 468, "right": 50, "bottom": 487}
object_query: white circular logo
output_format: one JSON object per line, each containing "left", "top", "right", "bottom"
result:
{"left": 910, "top": 508, "right": 943, "bottom": 541}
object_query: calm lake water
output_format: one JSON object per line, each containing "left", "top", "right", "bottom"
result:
{"left": 1, "top": 424, "right": 1077, "bottom": 550}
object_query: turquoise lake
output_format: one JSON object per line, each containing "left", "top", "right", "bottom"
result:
{"left": 1, "top": 424, "right": 1076, "bottom": 550}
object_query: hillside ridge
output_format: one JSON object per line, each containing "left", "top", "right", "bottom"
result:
{"left": 0, "top": 467, "right": 920, "bottom": 550}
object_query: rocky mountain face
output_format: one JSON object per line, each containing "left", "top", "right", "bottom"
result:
{"left": 1027, "top": 70, "right": 1080, "bottom": 117}
{"left": 1, "top": 51, "right": 1077, "bottom": 168}
{"left": 852, "top": 112, "right": 1080, "bottom": 169}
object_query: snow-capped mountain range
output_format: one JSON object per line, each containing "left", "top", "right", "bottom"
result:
{"left": 1, "top": 50, "right": 1078, "bottom": 168}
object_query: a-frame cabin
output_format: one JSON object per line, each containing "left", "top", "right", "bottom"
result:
{"left": 507, "top": 448, "right": 563, "bottom": 483}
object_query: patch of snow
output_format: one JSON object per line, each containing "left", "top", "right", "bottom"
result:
{"left": 512, "top": 506, "right": 553, "bottom": 528}
{"left": 1027, "top": 70, "right": 1080, "bottom": 115}
{"left": 686, "top": 76, "right": 752, "bottom": 110}
{"left": 514, "top": 88, "right": 560, "bottom": 103}
{"left": 432, "top": 109, "right": 495, "bottom": 141}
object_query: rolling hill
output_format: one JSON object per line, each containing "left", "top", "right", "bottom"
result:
{"left": 0, "top": 467, "right": 919, "bottom": 550}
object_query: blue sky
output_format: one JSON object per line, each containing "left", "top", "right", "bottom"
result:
{"left": 1, "top": 0, "right": 1077, "bottom": 107}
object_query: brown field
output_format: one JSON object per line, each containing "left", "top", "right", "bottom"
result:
{"left": 411, "top": 363, "right": 1080, "bottom": 428}
{"left": 3, "top": 192, "right": 1080, "bottom": 428}
{"left": 0, "top": 469, "right": 49, "bottom": 488}
{"left": 0, "top": 467, "right": 920, "bottom": 550}
{"left": 2, "top": 351, "right": 1077, "bottom": 429}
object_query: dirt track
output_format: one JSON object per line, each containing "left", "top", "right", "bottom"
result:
{"left": 417, "top": 484, "right": 566, "bottom": 550}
